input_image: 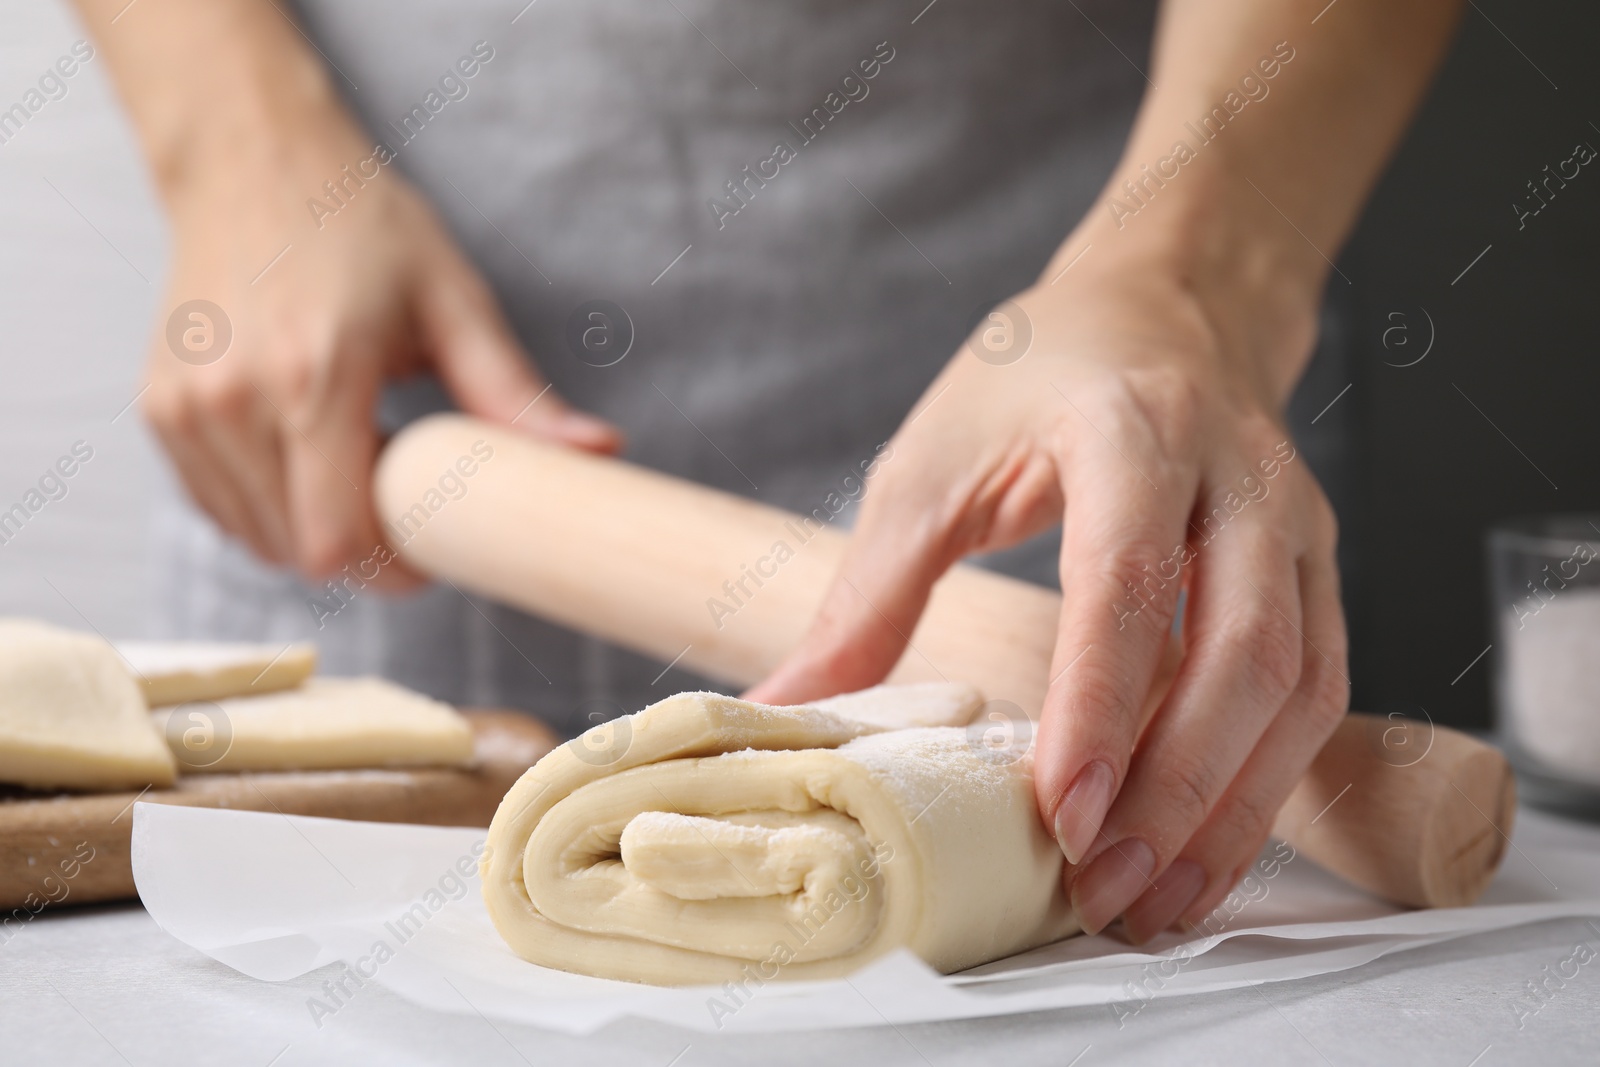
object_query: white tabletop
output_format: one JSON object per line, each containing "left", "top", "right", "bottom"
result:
{"left": 4, "top": 884, "right": 1597, "bottom": 1066}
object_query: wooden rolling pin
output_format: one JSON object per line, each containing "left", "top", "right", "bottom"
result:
{"left": 375, "top": 414, "right": 1514, "bottom": 908}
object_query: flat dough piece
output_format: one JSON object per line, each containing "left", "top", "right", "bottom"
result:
{"left": 482, "top": 684, "right": 1074, "bottom": 986}
{"left": 150, "top": 677, "right": 474, "bottom": 774}
{"left": 0, "top": 619, "right": 176, "bottom": 792}
{"left": 116, "top": 641, "right": 317, "bottom": 706}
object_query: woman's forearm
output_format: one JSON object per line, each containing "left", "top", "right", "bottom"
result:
{"left": 1047, "top": 0, "right": 1463, "bottom": 403}
{"left": 70, "top": 0, "right": 366, "bottom": 203}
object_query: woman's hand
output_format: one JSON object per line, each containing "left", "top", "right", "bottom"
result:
{"left": 78, "top": 0, "right": 620, "bottom": 585}
{"left": 748, "top": 0, "right": 1463, "bottom": 942}
{"left": 148, "top": 135, "right": 619, "bottom": 584}
{"left": 748, "top": 231, "right": 1348, "bottom": 942}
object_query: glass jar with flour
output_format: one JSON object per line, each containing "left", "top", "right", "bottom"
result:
{"left": 1490, "top": 514, "right": 1600, "bottom": 817}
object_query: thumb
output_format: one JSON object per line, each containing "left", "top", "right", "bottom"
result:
{"left": 419, "top": 267, "right": 623, "bottom": 454}
{"left": 744, "top": 488, "right": 957, "bottom": 706}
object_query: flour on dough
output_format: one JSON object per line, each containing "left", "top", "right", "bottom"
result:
{"left": 810, "top": 681, "right": 984, "bottom": 729}
{"left": 116, "top": 641, "right": 317, "bottom": 706}
{"left": 0, "top": 619, "right": 176, "bottom": 792}
{"left": 150, "top": 677, "right": 474, "bottom": 774}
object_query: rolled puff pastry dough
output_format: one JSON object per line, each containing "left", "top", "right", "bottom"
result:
{"left": 150, "top": 676, "right": 474, "bottom": 773}
{"left": 0, "top": 619, "right": 176, "bottom": 791}
{"left": 117, "top": 641, "right": 317, "bottom": 706}
{"left": 481, "top": 684, "right": 1075, "bottom": 985}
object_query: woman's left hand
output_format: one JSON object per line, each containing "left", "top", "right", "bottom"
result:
{"left": 746, "top": 231, "right": 1348, "bottom": 943}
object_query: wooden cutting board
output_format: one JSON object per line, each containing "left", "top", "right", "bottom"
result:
{"left": 0, "top": 709, "right": 556, "bottom": 914}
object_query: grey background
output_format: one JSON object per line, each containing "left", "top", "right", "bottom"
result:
{"left": 0, "top": 0, "right": 164, "bottom": 643}
{"left": 1335, "top": 2, "right": 1600, "bottom": 730}
{"left": 0, "top": 0, "right": 1593, "bottom": 731}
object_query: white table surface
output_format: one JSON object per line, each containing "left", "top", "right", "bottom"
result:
{"left": 4, "top": 856, "right": 1598, "bottom": 1067}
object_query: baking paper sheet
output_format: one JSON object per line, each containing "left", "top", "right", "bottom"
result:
{"left": 130, "top": 802, "right": 1600, "bottom": 1034}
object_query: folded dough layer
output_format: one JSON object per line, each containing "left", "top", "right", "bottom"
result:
{"left": 482, "top": 686, "right": 1075, "bottom": 985}
{"left": 116, "top": 640, "right": 317, "bottom": 706}
{"left": 0, "top": 619, "right": 176, "bottom": 791}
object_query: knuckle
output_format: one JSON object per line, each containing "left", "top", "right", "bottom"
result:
{"left": 1073, "top": 366, "right": 1205, "bottom": 461}
{"left": 1234, "top": 412, "right": 1287, "bottom": 459}
{"left": 1152, "top": 752, "right": 1219, "bottom": 828}
{"left": 1213, "top": 789, "right": 1281, "bottom": 851}
{"left": 265, "top": 320, "right": 339, "bottom": 400}
{"left": 300, "top": 535, "right": 352, "bottom": 580}
{"left": 1097, "top": 531, "right": 1184, "bottom": 597}
{"left": 1063, "top": 665, "right": 1137, "bottom": 732}
{"left": 1128, "top": 364, "right": 1205, "bottom": 443}
{"left": 270, "top": 349, "right": 318, "bottom": 405}
{"left": 860, "top": 465, "right": 977, "bottom": 566}
{"left": 192, "top": 371, "right": 253, "bottom": 418}
{"left": 1109, "top": 529, "right": 1178, "bottom": 572}
{"left": 1233, "top": 603, "right": 1303, "bottom": 699}
{"left": 1297, "top": 653, "right": 1352, "bottom": 730}
{"left": 1085, "top": 534, "right": 1186, "bottom": 641}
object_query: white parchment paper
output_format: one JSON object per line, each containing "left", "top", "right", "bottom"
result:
{"left": 130, "top": 802, "right": 1600, "bottom": 1034}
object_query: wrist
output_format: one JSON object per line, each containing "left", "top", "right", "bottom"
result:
{"left": 1045, "top": 159, "right": 1327, "bottom": 409}
{"left": 100, "top": 3, "right": 367, "bottom": 209}
{"left": 154, "top": 77, "right": 366, "bottom": 210}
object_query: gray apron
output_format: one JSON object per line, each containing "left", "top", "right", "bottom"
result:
{"left": 154, "top": 1, "right": 1349, "bottom": 736}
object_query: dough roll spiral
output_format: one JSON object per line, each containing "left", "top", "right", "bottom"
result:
{"left": 481, "top": 684, "right": 1077, "bottom": 985}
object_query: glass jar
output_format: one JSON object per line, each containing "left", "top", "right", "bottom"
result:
{"left": 1489, "top": 514, "right": 1600, "bottom": 817}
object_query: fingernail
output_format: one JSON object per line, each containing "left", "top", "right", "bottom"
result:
{"left": 1070, "top": 837, "right": 1156, "bottom": 936}
{"left": 1052, "top": 760, "right": 1116, "bottom": 865}
{"left": 1122, "top": 859, "right": 1206, "bottom": 944}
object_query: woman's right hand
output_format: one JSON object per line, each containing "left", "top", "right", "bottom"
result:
{"left": 75, "top": 0, "right": 619, "bottom": 587}
{"left": 148, "top": 129, "right": 620, "bottom": 586}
